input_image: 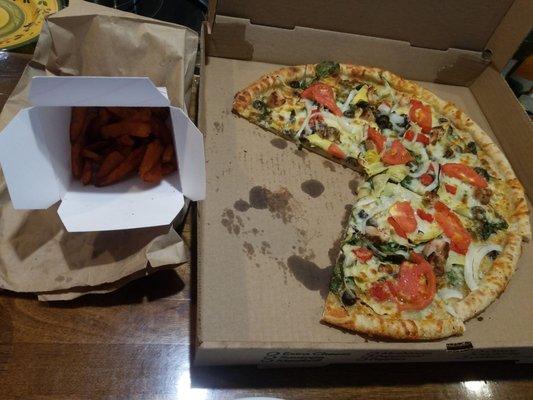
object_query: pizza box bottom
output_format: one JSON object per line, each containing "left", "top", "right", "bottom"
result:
{"left": 195, "top": 57, "right": 533, "bottom": 366}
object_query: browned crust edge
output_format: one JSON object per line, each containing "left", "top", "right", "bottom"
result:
{"left": 321, "top": 293, "right": 465, "bottom": 340}
{"left": 232, "top": 64, "right": 316, "bottom": 116}
{"left": 452, "top": 232, "right": 523, "bottom": 321}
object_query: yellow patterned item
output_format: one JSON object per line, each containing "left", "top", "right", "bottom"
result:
{"left": 0, "top": 0, "right": 62, "bottom": 50}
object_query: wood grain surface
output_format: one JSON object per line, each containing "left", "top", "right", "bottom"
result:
{"left": 0, "top": 51, "right": 532, "bottom": 400}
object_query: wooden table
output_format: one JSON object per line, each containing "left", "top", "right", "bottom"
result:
{"left": 1, "top": 51, "right": 532, "bottom": 400}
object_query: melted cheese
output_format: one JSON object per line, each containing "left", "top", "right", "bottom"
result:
{"left": 362, "top": 295, "right": 398, "bottom": 315}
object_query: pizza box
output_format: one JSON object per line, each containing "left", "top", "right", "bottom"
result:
{"left": 0, "top": 76, "right": 206, "bottom": 232}
{"left": 195, "top": 0, "right": 533, "bottom": 366}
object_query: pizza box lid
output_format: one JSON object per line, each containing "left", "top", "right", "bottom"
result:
{"left": 0, "top": 76, "right": 206, "bottom": 232}
{"left": 208, "top": 0, "right": 532, "bottom": 71}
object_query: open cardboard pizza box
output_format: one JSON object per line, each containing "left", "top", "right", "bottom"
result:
{"left": 195, "top": 0, "right": 533, "bottom": 366}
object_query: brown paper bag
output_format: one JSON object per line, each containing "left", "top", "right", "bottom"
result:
{"left": 0, "top": 0, "right": 198, "bottom": 298}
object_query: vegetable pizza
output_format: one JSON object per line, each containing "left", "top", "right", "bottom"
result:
{"left": 232, "top": 62, "right": 530, "bottom": 340}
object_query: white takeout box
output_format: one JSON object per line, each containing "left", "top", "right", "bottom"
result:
{"left": 0, "top": 76, "right": 206, "bottom": 232}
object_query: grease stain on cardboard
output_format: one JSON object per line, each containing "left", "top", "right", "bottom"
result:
{"left": 322, "top": 160, "right": 336, "bottom": 172}
{"left": 297, "top": 246, "right": 316, "bottom": 260}
{"left": 221, "top": 208, "right": 242, "bottom": 235}
{"left": 260, "top": 241, "right": 272, "bottom": 255}
{"left": 293, "top": 148, "right": 307, "bottom": 159}
{"left": 300, "top": 179, "right": 324, "bottom": 198}
{"left": 242, "top": 242, "right": 255, "bottom": 258}
{"left": 213, "top": 121, "right": 224, "bottom": 133}
{"left": 234, "top": 199, "right": 251, "bottom": 212}
{"left": 248, "top": 186, "right": 297, "bottom": 223}
{"left": 270, "top": 138, "right": 288, "bottom": 149}
{"left": 286, "top": 255, "right": 332, "bottom": 299}
{"left": 249, "top": 186, "right": 269, "bottom": 209}
{"left": 348, "top": 178, "right": 360, "bottom": 196}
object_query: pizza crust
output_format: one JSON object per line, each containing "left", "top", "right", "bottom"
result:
{"left": 322, "top": 293, "right": 465, "bottom": 340}
{"left": 505, "top": 178, "right": 531, "bottom": 241}
{"left": 453, "top": 232, "right": 523, "bottom": 320}
{"left": 233, "top": 65, "right": 315, "bottom": 117}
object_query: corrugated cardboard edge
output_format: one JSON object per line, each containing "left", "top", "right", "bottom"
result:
{"left": 206, "top": 0, "right": 218, "bottom": 34}
{"left": 486, "top": 0, "right": 533, "bottom": 71}
{"left": 214, "top": 0, "right": 515, "bottom": 54}
{"left": 207, "top": 15, "right": 487, "bottom": 86}
{"left": 196, "top": 24, "right": 207, "bottom": 351}
{"left": 470, "top": 66, "right": 533, "bottom": 198}
{"left": 195, "top": 341, "right": 533, "bottom": 366}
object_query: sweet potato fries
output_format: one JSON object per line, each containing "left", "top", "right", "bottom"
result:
{"left": 69, "top": 107, "right": 177, "bottom": 186}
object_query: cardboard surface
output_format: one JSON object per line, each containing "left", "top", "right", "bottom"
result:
{"left": 486, "top": 0, "right": 533, "bottom": 71}
{"left": 216, "top": 0, "right": 513, "bottom": 52}
{"left": 196, "top": 57, "right": 533, "bottom": 365}
{"left": 29, "top": 76, "right": 170, "bottom": 107}
{"left": 208, "top": 15, "right": 488, "bottom": 86}
{"left": 0, "top": 108, "right": 62, "bottom": 209}
{"left": 471, "top": 66, "right": 533, "bottom": 197}
{"left": 213, "top": 0, "right": 532, "bottom": 72}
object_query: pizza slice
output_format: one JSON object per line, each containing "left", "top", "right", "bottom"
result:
{"left": 233, "top": 62, "right": 421, "bottom": 172}
{"left": 322, "top": 182, "right": 465, "bottom": 339}
{"left": 233, "top": 62, "right": 362, "bottom": 169}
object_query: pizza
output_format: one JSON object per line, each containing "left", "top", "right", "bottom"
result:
{"left": 232, "top": 62, "right": 531, "bottom": 340}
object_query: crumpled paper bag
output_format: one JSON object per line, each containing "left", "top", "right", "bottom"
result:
{"left": 0, "top": 0, "right": 199, "bottom": 300}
